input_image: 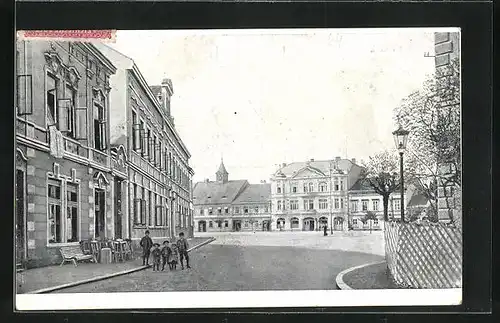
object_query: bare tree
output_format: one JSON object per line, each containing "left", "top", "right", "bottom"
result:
{"left": 361, "top": 150, "right": 403, "bottom": 222}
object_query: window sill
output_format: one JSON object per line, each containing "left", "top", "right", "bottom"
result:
{"left": 46, "top": 242, "right": 80, "bottom": 248}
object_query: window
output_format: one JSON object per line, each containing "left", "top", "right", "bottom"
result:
{"left": 334, "top": 198, "right": 339, "bottom": 209}
{"left": 209, "top": 221, "right": 213, "bottom": 228}
{"left": 234, "top": 206, "right": 240, "bottom": 214}
{"left": 277, "top": 200, "right": 282, "bottom": 211}
{"left": 290, "top": 200, "right": 299, "bottom": 210}
{"left": 224, "top": 220, "right": 228, "bottom": 228}
{"left": 353, "top": 219, "right": 358, "bottom": 225}
{"left": 254, "top": 206, "right": 259, "bottom": 213}
{"left": 394, "top": 199, "right": 401, "bottom": 211}
{"left": 373, "top": 219, "right": 379, "bottom": 225}
{"left": 292, "top": 184, "right": 297, "bottom": 193}
{"left": 155, "top": 196, "right": 163, "bottom": 226}
{"left": 291, "top": 218, "right": 299, "bottom": 229}
{"left": 16, "top": 70, "right": 33, "bottom": 116}
{"left": 341, "top": 198, "right": 345, "bottom": 209}
{"left": 66, "top": 183, "right": 79, "bottom": 242}
{"left": 208, "top": 208, "right": 213, "bottom": 215}
{"left": 334, "top": 178, "right": 339, "bottom": 191}
{"left": 264, "top": 206, "right": 269, "bottom": 212}
{"left": 308, "top": 182, "right": 314, "bottom": 192}
{"left": 351, "top": 200, "right": 358, "bottom": 212}
{"left": 244, "top": 221, "right": 249, "bottom": 228}
{"left": 47, "top": 179, "right": 62, "bottom": 243}
{"left": 200, "top": 209, "right": 204, "bottom": 215}
{"left": 93, "top": 102, "right": 106, "bottom": 151}
{"left": 340, "top": 179, "right": 345, "bottom": 191}
{"left": 244, "top": 207, "right": 249, "bottom": 214}
{"left": 319, "top": 199, "right": 328, "bottom": 209}
{"left": 148, "top": 129, "right": 153, "bottom": 161}
{"left": 372, "top": 199, "right": 379, "bottom": 211}
{"left": 277, "top": 187, "right": 281, "bottom": 194}
{"left": 46, "top": 74, "right": 58, "bottom": 126}
{"left": 362, "top": 200, "right": 369, "bottom": 211}
{"left": 217, "top": 221, "right": 222, "bottom": 228}
{"left": 319, "top": 182, "right": 327, "bottom": 192}
{"left": 132, "top": 111, "right": 140, "bottom": 151}
{"left": 304, "top": 199, "right": 314, "bottom": 210}
{"left": 64, "top": 84, "right": 77, "bottom": 136}
{"left": 140, "top": 120, "right": 146, "bottom": 156}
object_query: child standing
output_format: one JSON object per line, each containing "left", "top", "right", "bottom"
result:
{"left": 176, "top": 232, "right": 190, "bottom": 270}
{"left": 169, "top": 242, "right": 180, "bottom": 270}
{"left": 161, "top": 240, "right": 171, "bottom": 271}
{"left": 150, "top": 243, "right": 162, "bottom": 271}
{"left": 139, "top": 230, "right": 153, "bottom": 266}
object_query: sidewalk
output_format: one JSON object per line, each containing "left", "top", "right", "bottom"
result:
{"left": 17, "top": 237, "right": 213, "bottom": 294}
{"left": 339, "top": 261, "right": 404, "bottom": 289}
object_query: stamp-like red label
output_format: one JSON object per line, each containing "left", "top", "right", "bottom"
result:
{"left": 17, "top": 30, "right": 116, "bottom": 42}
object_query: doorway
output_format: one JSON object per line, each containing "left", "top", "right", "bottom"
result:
{"left": 233, "top": 220, "right": 241, "bottom": 232}
{"left": 114, "top": 178, "right": 123, "bottom": 239}
{"left": 262, "top": 220, "right": 270, "bottom": 231}
{"left": 198, "top": 220, "right": 207, "bottom": 232}
{"left": 303, "top": 218, "right": 315, "bottom": 231}
{"left": 95, "top": 189, "right": 106, "bottom": 239}
{"left": 16, "top": 169, "right": 26, "bottom": 266}
{"left": 334, "top": 217, "right": 344, "bottom": 231}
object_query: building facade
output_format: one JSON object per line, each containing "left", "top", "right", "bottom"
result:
{"left": 270, "top": 158, "right": 363, "bottom": 232}
{"left": 193, "top": 160, "right": 271, "bottom": 233}
{"left": 95, "top": 44, "right": 194, "bottom": 242}
{"left": 15, "top": 40, "right": 118, "bottom": 268}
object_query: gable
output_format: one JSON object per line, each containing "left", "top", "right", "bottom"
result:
{"left": 291, "top": 166, "right": 326, "bottom": 179}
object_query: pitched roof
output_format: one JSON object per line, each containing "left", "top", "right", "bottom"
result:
{"left": 276, "top": 159, "right": 357, "bottom": 177}
{"left": 349, "top": 178, "right": 374, "bottom": 191}
{"left": 193, "top": 180, "right": 248, "bottom": 205}
{"left": 149, "top": 85, "right": 161, "bottom": 97}
{"left": 233, "top": 183, "right": 271, "bottom": 205}
{"left": 408, "top": 193, "right": 429, "bottom": 207}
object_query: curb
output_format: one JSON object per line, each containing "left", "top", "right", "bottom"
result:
{"left": 27, "top": 237, "right": 216, "bottom": 294}
{"left": 335, "top": 261, "right": 386, "bottom": 290}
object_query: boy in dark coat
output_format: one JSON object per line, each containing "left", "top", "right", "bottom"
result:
{"left": 150, "top": 243, "right": 162, "bottom": 271}
{"left": 176, "top": 232, "right": 190, "bottom": 270}
{"left": 161, "top": 240, "right": 172, "bottom": 271}
{"left": 169, "top": 242, "right": 180, "bottom": 270}
{"left": 140, "top": 230, "right": 153, "bottom": 266}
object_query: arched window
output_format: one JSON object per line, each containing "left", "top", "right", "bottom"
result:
{"left": 277, "top": 187, "right": 281, "bottom": 194}
{"left": 319, "top": 182, "right": 327, "bottom": 192}
{"left": 291, "top": 217, "right": 299, "bottom": 229}
{"left": 308, "top": 182, "right": 314, "bottom": 192}
{"left": 277, "top": 218, "right": 285, "bottom": 230}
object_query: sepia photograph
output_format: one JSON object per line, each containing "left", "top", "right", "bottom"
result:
{"left": 15, "top": 28, "right": 462, "bottom": 310}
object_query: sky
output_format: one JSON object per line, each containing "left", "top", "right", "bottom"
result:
{"left": 109, "top": 28, "right": 437, "bottom": 184}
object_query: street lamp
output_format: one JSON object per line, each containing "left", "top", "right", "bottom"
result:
{"left": 392, "top": 125, "right": 410, "bottom": 222}
{"left": 329, "top": 162, "right": 333, "bottom": 235}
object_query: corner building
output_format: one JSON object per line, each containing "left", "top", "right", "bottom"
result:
{"left": 15, "top": 40, "right": 118, "bottom": 268}
{"left": 270, "top": 158, "right": 363, "bottom": 232}
{"left": 95, "top": 44, "right": 194, "bottom": 243}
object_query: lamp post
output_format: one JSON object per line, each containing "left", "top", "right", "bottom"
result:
{"left": 392, "top": 126, "right": 410, "bottom": 222}
{"left": 329, "top": 162, "right": 333, "bottom": 235}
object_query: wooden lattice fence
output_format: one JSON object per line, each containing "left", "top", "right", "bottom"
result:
{"left": 385, "top": 221, "right": 462, "bottom": 289}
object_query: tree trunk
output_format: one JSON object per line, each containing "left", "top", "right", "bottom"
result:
{"left": 383, "top": 194, "right": 389, "bottom": 222}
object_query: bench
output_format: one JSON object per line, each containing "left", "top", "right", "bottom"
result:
{"left": 59, "top": 245, "right": 96, "bottom": 267}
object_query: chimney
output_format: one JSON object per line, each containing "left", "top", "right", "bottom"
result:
{"left": 310, "top": 158, "right": 314, "bottom": 162}
{"left": 281, "top": 163, "right": 287, "bottom": 168}
{"left": 351, "top": 158, "right": 356, "bottom": 164}
{"left": 161, "top": 78, "right": 174, "bottom": 118}
{"left": 336, "top": 156, "right": 341, "bottom": 161}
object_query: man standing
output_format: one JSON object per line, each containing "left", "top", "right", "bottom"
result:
{"left": 140, "top": 230, "right": 153, "bottom": 266}
{"left": 176, "top": 232, "right": 191, "bottom": 270}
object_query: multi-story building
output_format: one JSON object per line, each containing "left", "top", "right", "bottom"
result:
{"left": 193, "top": 160, "right": 271, "bottom": 232}
{"left": 270, "top": 157, "right": 363, "bottom": 232}
{"left": 15, "top": 40, "right": 118, "bottom": 268}
{"left": 95, "top": 44, "right": 194, "bottom": 242}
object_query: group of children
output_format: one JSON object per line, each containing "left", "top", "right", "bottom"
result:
{"left": 140, "top": 231, "right": 191, "bottom": 271}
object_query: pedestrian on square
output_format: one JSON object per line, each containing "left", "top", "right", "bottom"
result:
{"left": 150, "top": 243, "right": 162, "bottom": 271}
{"left": 169, "top": 242, "right": 179, "bottom": 270}
{"left": 161, "top": 240, "right": 172, "bottom": 271}
{"left": 140, "top": 230, "right": 153, "bottom": 266}
{"left": 324, "top": 225, "right": 328, "bottom": 236}
{"left": 176, "top": 232, "right": 190, "bottom": 270}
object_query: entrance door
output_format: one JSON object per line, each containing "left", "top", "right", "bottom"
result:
{"left": 114, "top": 179, "right": 122, "bottom": 239}
{"left": 303, "top": 218, "right": 315, "bottom": 231}
{"left": 198, "top": 221, "right": 207, "bottom": 232}
{"left": 262, "top": 220, "right": 269, "bottom": 231}
{"left": 95, "top": 189, "right": 106, "bottom": 239}
{"left": 334, "top": 217, "right": 344, "bottom": 231}
{"left": 16, "top": 170, "right": 26, "bottom": 265}
{"left": 233, "top": 220, "right": 241, "bottom": 232}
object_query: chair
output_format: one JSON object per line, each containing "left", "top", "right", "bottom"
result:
{"left": 90, "top": 240, "right": 101, "bottom": 263}
{"left": 79, "top": 240, "right": 92, "bottom": 255}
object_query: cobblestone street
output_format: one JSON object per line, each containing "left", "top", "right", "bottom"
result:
{"left": 54, "top": 232, "right": 383, "bottom": 293}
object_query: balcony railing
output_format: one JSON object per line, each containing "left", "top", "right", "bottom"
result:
{"left": 130, "top": 150, "right": 167, "bottom": 183}
{"left": 16, "top": 117, "right": 48, "bottom": 144}
{"left": 63, "top": 136, "right": 89, "bottom": 159}
{"left": 90, "top": 148, "right": 110, "bottom": 168}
